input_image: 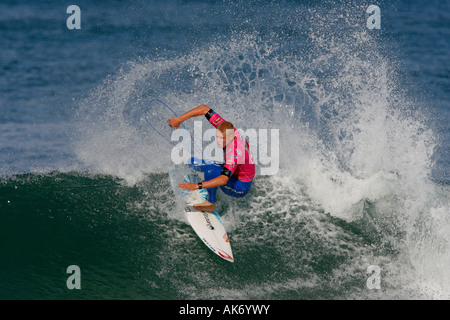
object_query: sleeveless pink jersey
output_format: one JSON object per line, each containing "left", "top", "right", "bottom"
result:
{"left": 207, "top": 110, "right": 255, "bottom": 182}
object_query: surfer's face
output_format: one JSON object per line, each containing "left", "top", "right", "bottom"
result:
{"left": 216, "top": 130, "right": 234, "bottom": 148}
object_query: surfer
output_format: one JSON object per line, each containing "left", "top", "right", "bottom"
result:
{"left": 168, "top": 105, "right": 255, "bottom": 212}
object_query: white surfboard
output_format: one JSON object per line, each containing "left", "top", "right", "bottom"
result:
{"left": 169, "top": 166, "right": 234, "bottom": 263}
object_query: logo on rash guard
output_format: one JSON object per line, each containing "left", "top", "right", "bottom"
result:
{"left": 226, "top": 159, "right": 235, "bottom": 167}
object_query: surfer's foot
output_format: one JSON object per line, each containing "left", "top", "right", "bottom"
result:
{"left": 193, "top": 201, "right": 216, "bottom": 212}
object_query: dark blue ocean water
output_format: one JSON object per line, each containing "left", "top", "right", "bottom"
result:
{"left": 1, "top": 0, "right": 449, "bottom": 300}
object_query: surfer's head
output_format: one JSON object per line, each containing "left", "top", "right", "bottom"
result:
{"left": 216, "top": 121, "right": 235, "bottom": 148}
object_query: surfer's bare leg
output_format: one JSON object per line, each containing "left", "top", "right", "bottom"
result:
{"left": 193, "top": 201, "right": 216, "bottom": 212}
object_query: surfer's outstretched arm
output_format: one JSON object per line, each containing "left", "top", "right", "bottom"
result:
{"left": 167, "top": 105, "right": 210, "bottom": 129}
{"left": 178, "top": 175, "right": 229, "bottom": 212}
{"left": 178, "top": 175, "right": 229, "bottom": 191}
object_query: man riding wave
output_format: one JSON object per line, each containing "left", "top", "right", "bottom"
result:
{"left": 168, "top": 105, "right": 255, "bottom": 212}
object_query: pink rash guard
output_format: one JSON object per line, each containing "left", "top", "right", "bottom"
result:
{"left": 206, "top": 109, "right": 255, "bottom": 182}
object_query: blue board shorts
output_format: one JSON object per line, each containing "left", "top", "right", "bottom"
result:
{"left": 188, "top": 157, "right": 252, "bottom": 204}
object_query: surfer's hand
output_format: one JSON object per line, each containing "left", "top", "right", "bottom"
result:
{"left": 167, "top": 117, "right": 182, "bottom": 130}
{"left": 178, "top": 182, "right": 198, "bottom": 190}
